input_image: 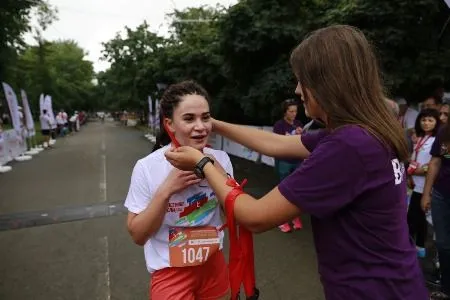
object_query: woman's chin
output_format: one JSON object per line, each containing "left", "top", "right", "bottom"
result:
{"left": 188, "top": 139, "right": 208, "bottom": 150}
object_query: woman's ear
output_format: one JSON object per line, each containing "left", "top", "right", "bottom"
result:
{"left": 164, "top": 117, "right": 175, "bottom": 133}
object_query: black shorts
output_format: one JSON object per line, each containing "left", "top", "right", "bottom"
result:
{"left": 41, "top": 129, "right": 50, "bottom": 136}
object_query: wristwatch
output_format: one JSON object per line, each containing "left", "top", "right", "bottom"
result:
{"left": 194, "top": 157, "right": 214, "bottom": 179}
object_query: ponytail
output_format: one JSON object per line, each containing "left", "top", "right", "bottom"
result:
{"left": 151, "top": 113, "right": 171, "bottom": 153}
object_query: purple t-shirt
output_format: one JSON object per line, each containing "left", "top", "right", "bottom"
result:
{"left": 273, "top": 119, "right": 302, "bottom": 164}
{"left": 430, "top": 128, "right": 450, "bottom": 197}
{"left": 279, "top": 125, "right": 428, "bottom": 300}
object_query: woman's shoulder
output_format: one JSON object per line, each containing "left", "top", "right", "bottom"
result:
{"left": 324, "top": 125, "right": 386, "bottom": 156}
{"left": 273, "top": 119, "right": 285, "bottom": 127}
{"left": 138, "top": 145, "right": 170, "bottom": 168}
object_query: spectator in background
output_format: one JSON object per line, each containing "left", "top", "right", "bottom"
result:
{"left": 440, "top": 102, "right": 449, "bottom": 125}
{"left": 397, "top": 97, "right": 419, "bottom": 133}
{"left": 56, "top": 111, "right": 65, "bottom": 136}
{"left": 407, "top": 109, "right": 440, "bottom": 258}
{"left": 385, "top": 98, "right": 399, "bottom": 118}
{"left": 397, "top": 97, "right": 419, "bottom": 154}
{"left": 422, "top": 96, "right": 442, "bottom": 111}
{"left": 39, "top": 109, "right": 52, "bottom": 148}
{"left": 2, "top": 112, "right": 9, "bottom": 125}
{"left": 273, "top": 99, "right": 303, "bottom": 232}
{"left": 69, "top": 112, "right": 78, "bottom": 132}
{"left": 422, "top": 120, "right": 450, "bottom": 299}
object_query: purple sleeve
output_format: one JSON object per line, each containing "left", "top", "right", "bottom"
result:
{"left": 278, "top": 137, "right": 366, "bottom": 218}
{"left": 273, "top": 121, "right": 283, "bottom": 135}
{"left": 301, "top": 129, "right": 328, "bottom": 152}
{"left": 430, "top": 132, "right": 441, "bottom": 157}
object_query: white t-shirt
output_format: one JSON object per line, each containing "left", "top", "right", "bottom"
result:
{"left": 412, "top": 136, "right": 435, "bottom": 194}
{"left": 39, "top": 114, "right": 51, "bottom": 130}
{"left": 124, "top": 145, "right": 233, "bottom": 273}
{"left": 62, "top": 112, "right": 68, "bottom": 124}
{"left": 56, "top": 113, "right": 64, "bottom": 125}
{"left": 400, "top": 107, "right": 419, "bottom": 130}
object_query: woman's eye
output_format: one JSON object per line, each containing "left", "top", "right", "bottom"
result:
{"left": 203, "top": 115, "right": 211, "bottom": 121}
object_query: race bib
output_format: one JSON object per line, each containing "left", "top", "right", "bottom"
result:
{"left": 169, "top": 226, "right": 220, "bottom": 267}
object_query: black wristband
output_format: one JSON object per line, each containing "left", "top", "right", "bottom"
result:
{"left": 194, "top": 157, "right": 214, "bottom": 179}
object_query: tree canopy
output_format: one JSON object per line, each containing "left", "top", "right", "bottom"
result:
{"left": 97, "top": 0, "right": 450, "bottom": 125}
{"left": 2, "top": 0, "right": 449, "bottom": 124}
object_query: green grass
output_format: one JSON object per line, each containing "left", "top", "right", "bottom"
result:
{"left": 33, "top": 122, "right": 45, "bottom": 145}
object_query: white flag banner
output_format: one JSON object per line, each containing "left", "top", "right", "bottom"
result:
{"left": 39, "top": 93, "right": 45, "bottom": 114}
{"left": 44, "top": 95, "right": 57, "bottom": 129}
{"left": 148, "top": 96, "right": 154, "bottom": 129}
{"left": 4, "top": 129, "right": 22, "bottom": 159}
{"left": 445, "top": 0, "right": 450, "bottom": 8}
{"left": 0, "top": 131, "right": 8, "bottom": 166}
{"left": 2, "top": 82, "right": 21, "bottom": 134}
{"left": 155, "top": 99, "right": 160, "bottom": 131}
{"left": 21, "top": 90, "right": 36, "bottom": 136}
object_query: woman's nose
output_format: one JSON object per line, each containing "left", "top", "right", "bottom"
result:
{"left": 194, "top": 119, "right": 206, "bottom": 130}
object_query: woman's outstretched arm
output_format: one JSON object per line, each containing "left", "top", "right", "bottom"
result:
{"left": 212, "top": 119, "right": 310, "bottom": 159}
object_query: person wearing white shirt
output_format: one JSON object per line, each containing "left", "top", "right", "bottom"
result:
{"left": 124, "top": 81, "right": 232, "bottom": 300}
{"left": 397, "top": 97, "right": 419, "bottom": 154}
{"left": 406, "top": 108, "right": 441, "bottom": 258}
{"left": 39, "top": 109, "right": 52, "bottom": 148}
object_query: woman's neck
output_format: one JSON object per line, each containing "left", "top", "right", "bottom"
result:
{"left": 284, "top": 117, "right": 294, "bottom": 125}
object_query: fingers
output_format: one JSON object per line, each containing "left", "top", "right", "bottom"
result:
{"left": 180, "top": 173, "right": 198, "bottom": 181}
{"left": 185, "top": 179, "right": 202, "bottom": 186}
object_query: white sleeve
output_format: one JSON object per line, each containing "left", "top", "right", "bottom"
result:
{"left": 219, "top": 152, "right": 234, "bottom": 178}
{"left": 405, "top": 110, "right": 418, "bottom": 130}
{"left": 124, "top": 160, "right": 153, "bottom": 214}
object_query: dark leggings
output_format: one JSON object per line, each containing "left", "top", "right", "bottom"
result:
{"left": 407, "top": 191, "right": 427, "bottom": 248}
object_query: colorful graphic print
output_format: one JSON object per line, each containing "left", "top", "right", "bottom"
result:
{"left": 175, "top": 191, "right": 218, "bottom": 227}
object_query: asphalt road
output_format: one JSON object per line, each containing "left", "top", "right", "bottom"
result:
{"left": 0, "top": 120, "right": 325, "bottom": 300}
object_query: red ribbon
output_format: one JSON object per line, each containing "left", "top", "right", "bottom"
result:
{"left": 224, "top": 177, "right": 259, "bottom": 300}
{"left": 163, "top": 121, "right": 181, "bottom": 148}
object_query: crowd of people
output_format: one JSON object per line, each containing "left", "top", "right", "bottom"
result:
{"left": 38, "top": 109, "right": 87, "bottom": 147}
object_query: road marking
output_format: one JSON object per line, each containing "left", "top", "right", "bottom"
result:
{"left": 100, "top": 132, "right": 107, "bottom": 203}
{"left": 98, "top": 236, "right": 111, "bottom": 300}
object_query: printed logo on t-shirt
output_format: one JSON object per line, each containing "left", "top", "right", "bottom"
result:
{"left": 391, "top": 158, "right": 404, "bottom": 185}
{"left": 167, "top": 191, "right": 218, "bottom": 227}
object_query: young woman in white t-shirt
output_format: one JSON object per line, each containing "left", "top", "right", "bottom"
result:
{"left": 125, "top": 81, "right": 233, "bottom": 300}
{"left": 407, "top": 108, "right": 441, "bottom": 258}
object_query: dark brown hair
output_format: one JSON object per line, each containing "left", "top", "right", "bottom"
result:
{"left": 414, "top": 108, "right": 440, "bottom": 137}
{"left": 290, "top": 25, "right": 409, "bottom": 161}
{"left": 152, "top": 80, "right": 210, "bottom": 152}
{"left": 160, "top": 80, "right": 210, "bottom": 118}
{"left": 281, "top": 99, "right": 298, "bottom": 114}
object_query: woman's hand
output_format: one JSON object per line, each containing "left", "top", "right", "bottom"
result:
{"left": 159, "top": 168, "right": 202, "bottom": 196}
{"left": 421, "top": 193, "right": 431, "bottom": 212}
{"left": 407, "top": 176, "right": 415, "bottom": 190}
{"left": 165, "top": 146, "right": 205, "bottom": 171}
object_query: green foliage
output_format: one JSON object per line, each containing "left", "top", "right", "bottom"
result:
{"left": 3, "top": 0, "right": 450, "bottom": 124}
{"left": 11, "top": 40, "right": 95, "bottom": 113}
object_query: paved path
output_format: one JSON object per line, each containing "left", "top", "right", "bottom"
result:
{"left": 0, "top": 121, "right": 325, "bottom": 300}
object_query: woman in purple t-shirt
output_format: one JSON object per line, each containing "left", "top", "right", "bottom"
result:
{"left": 165, "top": 25, "right": 429, "bottom": 300}
{"left": 273, "top": 99, "right": 303, "bottom": 232}
{"left": 421, "top": 123, "right": 450, "bottom": 299}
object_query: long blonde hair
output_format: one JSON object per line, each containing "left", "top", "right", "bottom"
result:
{"left": 290, "top": 25, "right": 409, "bottom": 161}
